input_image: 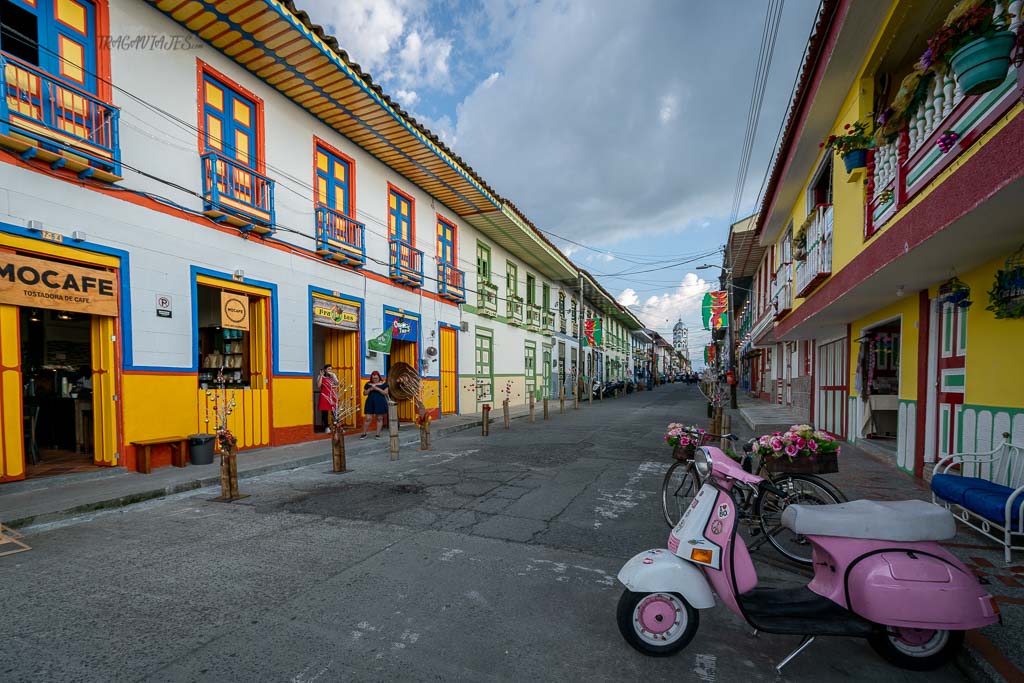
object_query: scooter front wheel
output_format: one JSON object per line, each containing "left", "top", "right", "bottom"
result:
{"left": 868, "top": 627, "right": 963, "bottom": 671}
{"left": 616, "top": 590, "right": 699, "bottom": 657}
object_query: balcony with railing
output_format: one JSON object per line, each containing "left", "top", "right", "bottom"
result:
{"left": 794, "top": 204, "right": 833, "bottom": 298}
{"left": 0, "top": 53, "right": 121, "bottom": 180}
{"left": 543, "top": 310, "right": 555, "bottom": 333}
{"left": 201, "top": 152, "right": 275, "bottom": 234}
{"left": 525, "top": 303, "right": 542, "bottom": 330}
{"left": 866, "top": 1, "right": 1023, "bottom": 238}
{"left": 507, "top": 296, "right": 524, "bottom": 326}
{"left": 477, "top": 278, "right": 498, "bottom": 317}
{"left": 772, "top": 266, "right": 792, "bottom": 322}
{"left": 437, "top": 261, "right": 466, "bottom": 303}
{"left": 388, "top": 239, "right": 424, "bottom": 287}
{"left": 315, "top": 206, "right": 365, "bottom": 266}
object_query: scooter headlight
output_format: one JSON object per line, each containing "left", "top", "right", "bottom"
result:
{"left": 694, "top": 448, "right": 712, "bottom": 478}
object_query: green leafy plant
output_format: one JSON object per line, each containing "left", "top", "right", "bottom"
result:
{"left": 820, "top": 118, "right": 873, "bottom": 155}
{"left": 986, "top": 267, "right": 1024, "bottom": 319}
{"left": 918, "top": 0, "right": 1009, "bottom": 72}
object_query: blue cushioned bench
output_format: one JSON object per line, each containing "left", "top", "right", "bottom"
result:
{"left": 931, "top": 432, "right": 1024, "bottom": 563}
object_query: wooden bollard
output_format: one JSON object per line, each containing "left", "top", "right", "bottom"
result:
{"left": 599, "top": 385, "right": 603, "bottom": 401}
{"left": 388, "top": 402, "right": 399, "bottom": 461}
{"left": 720, "top": 414, "right": 732, "bottom": 451}
{"left": 529, "top": 393, "right": 535, "bottom": 422}
{"left": 331, "top": 427, "right": 348, "bottom": 472}
{"left": 543, "top": 398, "right": 549, "bottom": 420}
{"left": 482, "top": 405, "right": 490, "bottom": 436}
{"left": 227, "top": 449, "right": 240, "bottom": 498}
{"left": 503, "top": 399, "right": 511, "bottom": 429}
{"left": 559, "top": 387, "right": 565, "bottom": 414}
{"left": 419, "top": 419, "right": 430, "bottom": 451}
{"left": 574, "top": 383, "right": 579, "bottom": 410}
{"left": 589, "top": 383, "right": 593, "bottom": 406}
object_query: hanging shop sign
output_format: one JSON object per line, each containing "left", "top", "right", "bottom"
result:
{"left": 220, "top": 291, "right": 250, "bottom": 331}
{"left": 383, "top": 312, "right": 418, "bottom": 341}
{"left": 0, "top": 252, "right": 118, "bottom": 316}
{"left": 986, "top": 249, "right": 1024, "bottom": 319}
{"left": 582, "top": 318, "right": 603, "bottom": 347}
{"left": 312, "top": 297, "right": 359, "bottom": 330}
{"left": 701, "top": 291, "right": 729, "bottom": 330}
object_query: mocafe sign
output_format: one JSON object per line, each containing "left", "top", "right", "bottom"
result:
{"left": 0, "top": 252, "right": 118, "bottom": 316}
{"left": 221, "top": 291, "right": 250, "bottom": 331}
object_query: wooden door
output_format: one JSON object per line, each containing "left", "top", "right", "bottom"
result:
{"left": 937, "top": 302, "right": 967, "bottom": 458}
{"left": 0, "top": 304, "right": 25, "bottom": 480}
{"left": 785, "top": 342, "right": 794, "bottom": 405}
{"left": 90, "top": 314, "right": 118, "bottom": 465}
{"left": 816, "top": 338, "right": 847, "bottom": 439}
{"left": 325, "top": 328, "right": 358, "bottom": 428}
{"left": 391, "top": 340, "right": 417, "bottom": 421}
{"left": 440, "top": 326, "right": 457, "bottom": 414}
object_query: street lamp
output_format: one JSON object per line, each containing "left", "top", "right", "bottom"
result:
{"left": 696, "top": 264, "right": 737, "bottom": 410}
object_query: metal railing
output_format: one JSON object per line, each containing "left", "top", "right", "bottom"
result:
{"left": 201, "top": 151, "right": 275, "bottom": 229}
{"left": 543, "top": 310, "right": 555, "bottom": 333}
{"left": 794, "top": 204, "right": 833, "bottom": 298}
{"left": 315, "top": 205, "right": 365, "bottom": 266}
{"left": 438, "top": 261, "right": 466, "bottom": 303}
{"left": 388, "top": 239, "right": 424, "bottom": 287}
{"left": 477, "top": 279, "right": 498, "bottom": 316}
{"left": 0, "top": 52, "right": 121, "bottom": 175}
{"left": 526, "top": 303, "right": 542, "bottom": 329}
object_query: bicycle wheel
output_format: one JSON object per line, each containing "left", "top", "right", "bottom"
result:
{"left": 662, "top": 461, "right": 702, "bottom": 528}
{"left": 797, "top": 473, "right": 849, "bottom": 502}
{"left": 755, "top": 473, "right": 842, "bottom": 565}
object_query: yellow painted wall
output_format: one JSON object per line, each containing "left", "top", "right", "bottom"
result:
{"left": 121, "top": 373, "right": 198, "bottom": 441}
{"left": 0, "top": 304, "right": 25, "bottom": 480}
{"left": 961, "top": 255, "right": 1024, "bottom": 408}
{"left": 848, "top": 296, "right": 919, "bottom": 401}
{"left": 272, "top": 376, "right": 312, "bottom": 427}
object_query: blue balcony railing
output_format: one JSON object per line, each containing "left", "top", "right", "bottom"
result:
{"left": 0, "top": 52, "right": 121, "bottom": 179}
{"left": 437, "top": 261, "right": 466, "bottom": 303}
{"left": 389, "top": 239, "right": 423, "bottom": 287}
{"left": 201, "top": 151, "right": 275, "bottom": 234}
{"left": 315, "top": 205, "right": 365, "bottom": 266}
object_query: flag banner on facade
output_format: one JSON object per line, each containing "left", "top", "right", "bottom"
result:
{"left": 583, "top": 318, "right": 603, "bottom": 347}
{"left": 701, "top": 291, "right": 729, "bottom": 330}
{"left": 368, "top": 324, "right": 394, "bottom": 353}
{"left": 704, "top": 344, "right": 717, "bottom": 365}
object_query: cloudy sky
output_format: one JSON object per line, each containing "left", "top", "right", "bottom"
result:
{"left": 302, "top": 0, "right": 821, "bottom": 362}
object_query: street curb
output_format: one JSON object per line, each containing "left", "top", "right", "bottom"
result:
{"left": 8, "top": 409, "right": 551, "bottom": 530}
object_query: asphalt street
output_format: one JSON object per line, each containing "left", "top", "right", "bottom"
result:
{"left": 1, "top": 384, "right": 966, "bottom": 682}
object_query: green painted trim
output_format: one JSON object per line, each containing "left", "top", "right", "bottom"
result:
{"left": 942, "top": 373, "right": 965, "bottom": 388}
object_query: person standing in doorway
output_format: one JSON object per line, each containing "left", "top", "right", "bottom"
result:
{"left": 316, "top": 364, "right": 339, "bottom": 433}
{"left": 361, "top": 371, "right": 389, "bottom": 439}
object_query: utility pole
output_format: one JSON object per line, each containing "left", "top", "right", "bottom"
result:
{"left": 726, "top": 267, "right": 738, "bottom": 410}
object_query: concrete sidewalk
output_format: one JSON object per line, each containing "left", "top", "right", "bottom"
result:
{"left": 734, "top": 394, "right": 809, "bottom": 433}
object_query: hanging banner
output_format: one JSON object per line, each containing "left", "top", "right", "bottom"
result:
{"left": 0, "top": 252, "right": 118, "bottom": 316}
{"left": 701, "top": 291, "right": 729, "bottom": 330}
{"left": 367, "top": 326, "right": 393, "bottom": 353}
{"left": 312, "top": 297, "right": 359, "bottom": 330}
{"left": 704, "top": 344, "right": 717, "bottom": 366}
{"left": 383, "top": 312, "right": 418, "bottom": 341}
{"left": 220, "top": 291, "right": 250, "bottom": 331}
{"left": 582, "top": 318, "right": 603, "bottom": 347}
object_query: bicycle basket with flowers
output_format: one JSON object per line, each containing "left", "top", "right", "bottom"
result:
{"left": 754, "top": 424, "right": 840, "bottom": 474}
{"left": 665, "top": 423, "right": 707, "bottom": 461}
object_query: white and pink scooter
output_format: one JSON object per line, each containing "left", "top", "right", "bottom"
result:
{"left": 617, "top": 445, "right": 999, "bottom": 672}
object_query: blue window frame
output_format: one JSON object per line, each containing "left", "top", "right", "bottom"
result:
{"left": 1, "top": 0, "right": 97, "bottom": 93}
{"left": 314, "top": 144, "right": 351, "bottom": 215}
{"left": 436, "top": 216, "right": 455, "bottom": 265}
{"left": 202, "top": 73, "right": 257, "bottom": 170}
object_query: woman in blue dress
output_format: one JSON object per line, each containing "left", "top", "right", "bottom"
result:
{"left": 360, "top": 371, "right": 390, "bottom": 439}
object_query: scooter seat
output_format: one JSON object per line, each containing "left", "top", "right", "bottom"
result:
{"left": 781, "top": 499, "right": 956, "bottom": 541}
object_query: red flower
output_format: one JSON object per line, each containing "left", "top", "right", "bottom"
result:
{"left": 843, "top": 123, "right": 850, "bottom": 130}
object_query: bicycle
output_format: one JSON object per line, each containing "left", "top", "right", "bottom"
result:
{"left": 661, "top": 433, "right": 847, "bottom": 565}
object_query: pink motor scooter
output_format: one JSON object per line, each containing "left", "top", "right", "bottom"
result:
{"left": 616, "top": 445, "right": 999, "bottom": 672}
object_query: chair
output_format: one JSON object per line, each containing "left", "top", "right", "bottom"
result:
{"left": 23, "top": 405, "right": 40, "bottom": 466}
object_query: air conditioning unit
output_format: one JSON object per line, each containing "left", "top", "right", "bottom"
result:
{"left": 460, "top": 321, "right": 469, "bottom": 332}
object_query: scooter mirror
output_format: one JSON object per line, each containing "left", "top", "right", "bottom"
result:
{"left": 743, "top": 441, "right": 754, "bottom": 453}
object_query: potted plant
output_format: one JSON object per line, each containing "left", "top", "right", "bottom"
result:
{"left": 820, "top": 118, "right": 873, "bottom": 173}
{"left": 922, "top": 0, "right": 1014, "bottom": 97}
{"left": 753, "top": 424, "right": 841, "bottom": 474}
{"left": 665, "top": 423, "right": 706, "bottom": 461}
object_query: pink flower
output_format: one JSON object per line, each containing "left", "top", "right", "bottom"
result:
{"left": 785, "top": 444, "right": 798, "bottom": 457}
{"left": 773, "top": 431, "right": 781, "bottom": 436}
{"left": 808, "top": 439, "right": 818, "bottom": 451}
{"left": 770, "top": 437, "right": 783, "bottom": 452}
{"left": 795, "top": 436, "right": 806, "bottom": 449}
{"left": 680, "top": 436, "right": 690, "bottom": 446}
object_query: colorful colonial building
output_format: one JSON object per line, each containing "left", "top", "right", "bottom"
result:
{"left": 730, "top": 0, "right": 1024, "bottom": 478}
{"left": 0, "top": 0, "right": 640, "bottom": 482}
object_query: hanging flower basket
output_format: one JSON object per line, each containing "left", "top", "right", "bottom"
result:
{"left": 950, "top": 31, "right": 1015, "bottom": 96}
{"left": 666, "top": 423, "right": 705, "bottom": 461}
{"left": 841, "top": 148, "right": 868, "bottom": 173}
{"left": 754, "top": 424, "right": 841, "bottom": 475}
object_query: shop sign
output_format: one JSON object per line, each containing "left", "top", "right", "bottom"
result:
{"left": 312, "top": 297, "right": 359, "bottom": 330}
{"left": 221, "top": 291, "right": 249, "bottom": 331}
{"left": 383, "top": 313, "right": 417, "bottom": 341}
{"left": 0, "top": 252, "right": 118, "bottom": 316}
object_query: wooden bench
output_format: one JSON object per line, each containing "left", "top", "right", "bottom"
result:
{"left": 131, "top": 437, "right": 189, "bottom": 474}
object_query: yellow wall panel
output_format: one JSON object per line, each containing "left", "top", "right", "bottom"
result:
{"left": 1, "top": 301, "right": 24, "bottom": 478}
{"left": 961, "top": 256, "right": 1024, "bottom": 408}
{"left": 848, "top": 297, "right": 919, "bottom": 401}
{"left": 272, "top": 376, "right": 312, "bottom": 427}
{"left": 122, "top": 374, "right": 198, "bottom": 442}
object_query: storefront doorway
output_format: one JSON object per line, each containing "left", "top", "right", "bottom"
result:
{"left": 0, "top": 242, "right": 121, "bottom": 482}
{"left": 855, "top": 320, "right": 901, "bottom": 446}
{"left": 383, "top": 311, "right": 419, "bottom": 422}
{"left": 311, "top": 295, "right": 360, "bottom": 430}
{"left": 439, "top": 325, "right": 457, "bottom": 415}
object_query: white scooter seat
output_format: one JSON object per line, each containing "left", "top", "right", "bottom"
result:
{"left": 781, "top": 499, "right": 956, "bottom": 541}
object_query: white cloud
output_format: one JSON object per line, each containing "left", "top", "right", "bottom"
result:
{"left": 394, "top": 89, "right": 420, "bottom": 108}
{"left": 482, "top": 72, "right": 501, "bottom": 88}
{"left": 618, "top": 273, "right": 711, "bottom": 333}
{"left": 398, "top": 29, "right": 452, "bottom": 89}
{"left": 658, "top": 93, "right": 680, "bottom": 125}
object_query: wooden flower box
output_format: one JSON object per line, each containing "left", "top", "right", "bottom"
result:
{"left": 761, "top": 450, "right": 839, "bottom": 475}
